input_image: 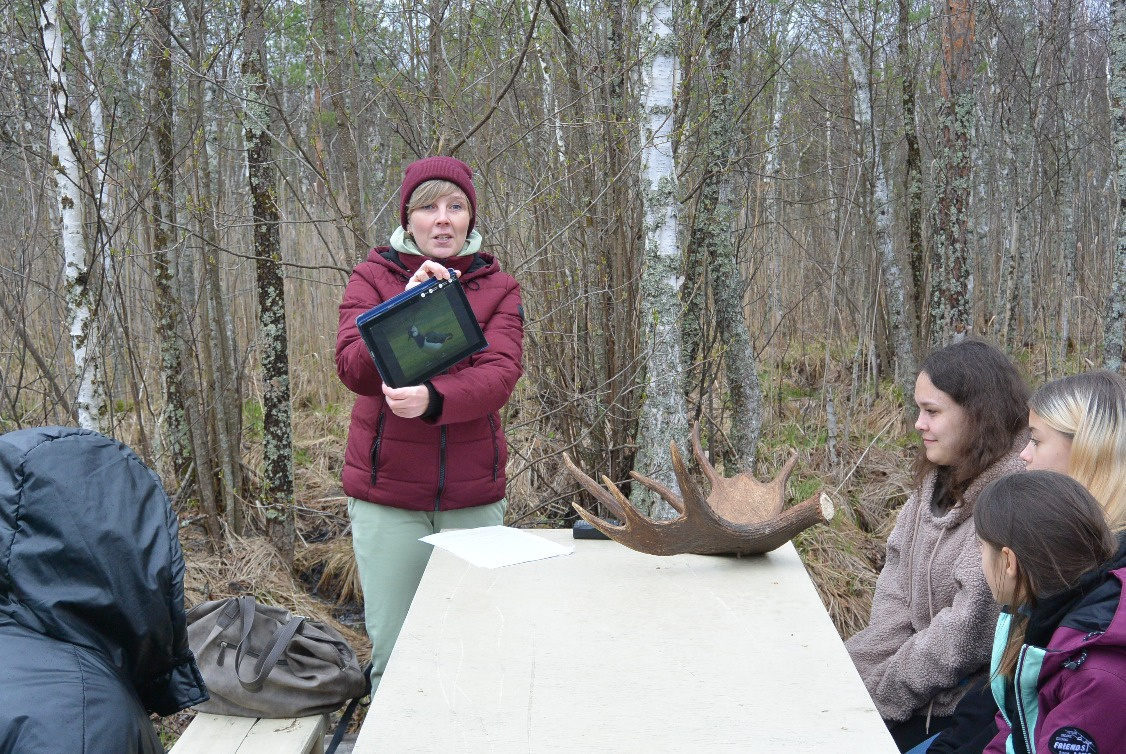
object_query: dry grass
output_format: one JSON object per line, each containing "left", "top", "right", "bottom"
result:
{"left": 165, "top": 409, "right": 368, "bottom": 744}
{"left": 183, "top": 534, "right": 364, "bottom": 643}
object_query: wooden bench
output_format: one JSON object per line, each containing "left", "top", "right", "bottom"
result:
{"left": 169, "top": 712, "right": 327, "bottom": 754}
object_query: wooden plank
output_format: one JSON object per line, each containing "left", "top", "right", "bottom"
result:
{"left": 170, "top": 713, "right": 326, "bottom": 754}
{"left": 356, "top": 531, "right": 897, "bottom": 753}
{"left": 169, "top": 713, "right": 255, "bottom": 754}
{"left": 238, "top": 715, "right": 326, "bottom": 754}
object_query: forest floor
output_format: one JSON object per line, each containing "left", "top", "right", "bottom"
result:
{"left": 155, "top": 349, "right": 918, "bottom": 746}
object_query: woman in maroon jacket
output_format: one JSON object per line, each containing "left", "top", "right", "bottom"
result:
{"left": 336, "top": 156, "right": 523, "bottom": 689}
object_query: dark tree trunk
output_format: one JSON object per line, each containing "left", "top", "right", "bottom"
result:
{"left": 242, "top": 0, "right": 295, "bottom": 565}
{"left": 930, "top": 0, "right": 976, "bottom": 345}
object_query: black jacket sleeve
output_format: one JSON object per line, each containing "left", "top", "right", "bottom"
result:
{"left": 928, "top": 680, "right": 998, "bottom": 754}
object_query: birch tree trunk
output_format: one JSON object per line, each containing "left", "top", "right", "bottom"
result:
{"left": 845, "top": 0, "right": 916, "bottom": 399}
{"left": 74, "top": 0, "right": 112, "bottom": 264}
{"left": 633, "top": 0, "right": 687, "bottom": 518}
{"left": 147, "top": 0, "right": 192, "bottom": 479}
{"left": 1107, "top": 0, "right": 1126, "bottom": 370}
{"left": 40, "top": 0, "right": 105, "bottom": 431}
{"left": 1052, "top": 0, "right": 1077, "bottom": 363}
{"left": 763, "top": 5, "right": 794, "bottom": 335}
{"left": 929, "top": 0, "right": 977, "bottom": 344}
{"left": 242, "top": 0, "right": 296, "bottom": 564}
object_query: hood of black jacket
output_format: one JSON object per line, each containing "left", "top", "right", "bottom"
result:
{"left": 0, "top": 426, "right": 207, "bottom": 714}
{"left": 1024, "top": 533, "right": 1126, "bottom": 647}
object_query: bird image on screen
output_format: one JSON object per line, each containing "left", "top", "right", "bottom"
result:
{"left": 408, "top": 325, "right": 454, "bottom": 351}
{"left": 355, "top": 272, "right": 488, "bottom": 388}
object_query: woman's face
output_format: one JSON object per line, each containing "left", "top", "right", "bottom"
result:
{"left": 978, "top": 538, "right": 1018, "bottom": 604}
{"left": 914, "top": 371, "right": 969, "bottom": 467}
{"left": 1020, "top": 410, "right": 1073, "bottom": 474}
{"left": 406, "top": 191, "right": 471, "bottom": 259}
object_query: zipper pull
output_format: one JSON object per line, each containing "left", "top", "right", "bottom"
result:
{"left": 1062, "top": 650, "right": 1088, "bottom": 670}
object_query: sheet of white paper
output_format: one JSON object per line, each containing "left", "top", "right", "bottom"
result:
{"left": 420, "top": 525, "right": 574, "bottom": 568}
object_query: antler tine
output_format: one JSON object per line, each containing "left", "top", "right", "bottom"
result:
{"left": 628, "top": 468, "right": 686, "bottom": 515}
{"left": 571, "top": 469, "right": 670, "bottom": 547}
{"left": 571, "top": 502, "right": 624, "bottom": 537}
{"left": 690, "top": 422, "right": 722, "bottom": 490}
{"left": 670, "top": 438, "right": 710, "bottom": 520}
{"left": 775, "top": 453, "right": 799, "bottom": 488}
{"left": 629, "top": 474, "right": 686, "bottom": 515}
{"left": 562, "top": 453, "right": 632, "bottom": 522}
{"left": 599, "top": 472, "right": 651, "bottom": 526}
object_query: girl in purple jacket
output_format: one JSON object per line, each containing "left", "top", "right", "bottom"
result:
{"left": 975, "top": 471, "right": 1126, "bottom": 754}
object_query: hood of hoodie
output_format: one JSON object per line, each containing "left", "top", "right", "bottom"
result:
{"left": 364, "top": 245, "right": 499, "bottom": 286}
{"left": 0, "top": 426, "right": 207, "bottom": 714}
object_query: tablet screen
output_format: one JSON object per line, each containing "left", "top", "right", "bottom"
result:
{"left": 356, "top": 273, "right": 488, "bottom": 388}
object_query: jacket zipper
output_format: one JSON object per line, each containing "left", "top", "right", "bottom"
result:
{"left": 435, "top": 426, "right": 447, "bottom": 510}
{"left": 370, "top": 412, "right": 386, "bottom": 485}
{"left": 488, "top": 414, "right": 499, "bottom": 481}
{"left": 1014, "top": 645, "right": 1035, "bottom": 754}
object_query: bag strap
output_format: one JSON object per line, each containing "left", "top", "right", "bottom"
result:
{"left": 324, "top": 662, "right": 373, "bottom": 754}
{"left": 232, "top": 595, "right": 306, "bottom": 693}
{"left": 197, "top": 597, "right": 242, "bottom": 649}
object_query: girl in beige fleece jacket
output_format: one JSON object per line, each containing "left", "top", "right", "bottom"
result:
{"left": 845, "top": 339, "right": 1029, "bottom": 752}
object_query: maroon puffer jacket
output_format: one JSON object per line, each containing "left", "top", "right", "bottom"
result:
{"left": 336, "top": 248, "right": 523, "bottom": 510}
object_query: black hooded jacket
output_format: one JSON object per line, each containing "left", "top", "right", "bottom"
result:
{"left": 0, "top": 427, "right": 208, "bottom": 752}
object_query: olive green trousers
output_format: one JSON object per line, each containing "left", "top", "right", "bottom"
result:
{"left": 348, "top": 497, "right": 506, "bottom": 690}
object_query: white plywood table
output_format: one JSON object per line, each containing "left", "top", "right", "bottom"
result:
{"left": 354, "top": 530, "right": 895, "bottom": 753}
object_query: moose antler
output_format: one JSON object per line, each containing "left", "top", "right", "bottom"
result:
{"left": 564, "top": 423, "right": 835, "bottom": 556}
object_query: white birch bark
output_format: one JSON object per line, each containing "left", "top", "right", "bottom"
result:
{"left": 40, "top": 0, "right": 105, "bottom": 430}
{"left": 633, "top": 0, "right": 687, "bottom": 519}
{"left": 75, "top": 0, "right": 111, "bottom": 241}
{"left": 844, "top": 2, "right": 915, "bottom": 397}
{"left": 763, "top": 4, "right": 795, "bottom": 336}
{"left": 532, "top": 27, "right": 564, "bottom": 163}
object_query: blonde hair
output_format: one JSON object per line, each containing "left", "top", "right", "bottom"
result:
{"left": 1029, "top": 370, "right": 1126, "bottom": 531}
{"left": 406, "top": 180, "right": 472, "bottom": 221}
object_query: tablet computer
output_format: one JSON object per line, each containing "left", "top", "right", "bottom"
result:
{"left": 355, "top": 271, "right": 488, "bottom": 388}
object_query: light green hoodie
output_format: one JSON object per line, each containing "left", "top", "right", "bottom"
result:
{"left": 389, "top": 226, "right": 482, "bottom": 258}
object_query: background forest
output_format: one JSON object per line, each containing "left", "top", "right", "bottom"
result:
{"left": 5, "top": 0, "right": 1126, "bottom": 700}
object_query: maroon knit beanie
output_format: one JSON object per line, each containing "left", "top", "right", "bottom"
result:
{"left": 399, "top": 156, "right": 477, "bottom": 232}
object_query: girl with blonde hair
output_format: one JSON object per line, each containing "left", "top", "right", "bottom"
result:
{"left": 1022, "top": 370, "right": 1126, "bottom": 531}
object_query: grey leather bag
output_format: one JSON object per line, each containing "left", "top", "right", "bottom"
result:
{"left": 186, "top": 595, "right": 367, "bottom": 718}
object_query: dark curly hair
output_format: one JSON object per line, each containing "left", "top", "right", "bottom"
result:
{"left": 913, "top": 338, "right": 1029, "bottom": 501}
